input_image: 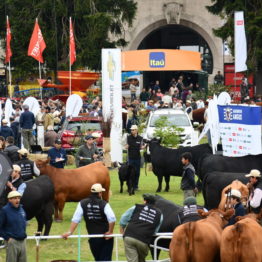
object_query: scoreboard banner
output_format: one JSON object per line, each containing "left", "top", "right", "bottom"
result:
{"left": 218, "top": 105, "right": 262, "bottom": 156}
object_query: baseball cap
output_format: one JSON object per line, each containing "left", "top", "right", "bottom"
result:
{"left": 130, "top": 125, "right": 138, "bottom": 130}
{"left": 91, "top": 183, "right": 106, "bottom": 193}
{"left": 8, "top": 191, "right": 22, "bottom": 199}
{"left": 18, "top": 148, "right": 29, "bottom": 156}
{"left": 143, "top": 193, "right": 156, "bottom": 204}
{"left": 184, "top": 196, "right": 197, "bottom": 205}
{"left": 230, "top": 189, "right": 241, "bottom": 199}
{"left": 13, "top": 164, "right": 21, "bottom": 172}
{"left": 2, "top": 119, "right": 8, "bottom": 124}
{"left": 55, "top": 139, "right": 62, "bottom": 144}
{"left": 85, "top": 135, "right": 94, "bottom": 141}
{"left": 245, "top": 169, "right": 261, "bottom": 178}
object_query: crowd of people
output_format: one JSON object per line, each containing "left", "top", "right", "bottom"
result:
{"left": 0, "top": 74, "right": 262, "bottom": 262}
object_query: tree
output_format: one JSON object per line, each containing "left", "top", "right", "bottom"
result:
{"left": 0, "top": 0, "right": 137, "bottom": 78}
{"left": 206, "top": 0, "right": 262, "bottom": 71}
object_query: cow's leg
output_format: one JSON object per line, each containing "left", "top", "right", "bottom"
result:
{"left": 42, "top": 201, "right": 54, "bottom": 236}
{"left": 54, "top": 200, "right": 59, "bottom": 221}
{"left": 164, "top": 176, "right": 170, "bottom": 192}
{"left": 35, "top": 212, "right": 44, "bottom": 236}
{"left": 57, "top": 197, "right": 66, "bottom": 222}
{"left": 156, "top": 175, "right": 163, "bottom": 192}
{"left": 120, "top": 180, "right": 124, "bottom": 193}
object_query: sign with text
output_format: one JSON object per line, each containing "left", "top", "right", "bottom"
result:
{"left": 218, "top": 105, "right": 262, "bottom": 156}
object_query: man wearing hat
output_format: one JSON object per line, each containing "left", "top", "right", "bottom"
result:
{"left": 120, "top": 194, "right": 163, "bottom": 262}
{"left": 0, "top": 119, "right": 14, "bottom": 139}
{"left": 76, "top": 135, "right": 99, "bottom": 167}
{"left": 246, "top": 169, "right": 262, "bottom": 213}
{"left": 47, "top": 139, "right": 67, "bottom": 168}
{"left": 0, "top": 191, "right": 27, "bottom": 262}
{"left": 19, "top": 104, "right": 35, "bottom": 150}
{"left": 125, "top": 125, "right": 146, "bottom": 191}
{"left": 177, "top": 196, "right": 203, "bottom": 225}
{"left": 15, "top": 148, "right": 40, "bottom": 181}
{"left": 226, "top": 189, "right": 246, "bottom": 226}
{"left": 6, "top": 165, "right": 27, "bottom": 196}
{"left": 62, "top": 183, "right": 116, "bottom": 261}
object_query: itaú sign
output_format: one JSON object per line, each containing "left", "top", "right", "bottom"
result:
{"left": 121, "top": 49, "right": 201, "bottom": 71}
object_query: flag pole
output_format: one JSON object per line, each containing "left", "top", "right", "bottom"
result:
{"left": 8, "top": 61, "right": 12, "bottom": 98}
{"left": 39, "top": 61, "right": 42, "bottom": 100}
{"left": 69, "top": 17, "right": 72, "bottom": 96}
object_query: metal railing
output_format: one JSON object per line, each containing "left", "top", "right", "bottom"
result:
{"left": 0, "top": 232, "right": 173, "bottom": 262}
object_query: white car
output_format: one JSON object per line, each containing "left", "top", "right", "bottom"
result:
{"left": 142, "top": 108, "right": 196, "bottom": 147}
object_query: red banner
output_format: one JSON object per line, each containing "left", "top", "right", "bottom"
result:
{"left": 69, "top": 18, "right": 76, "bottom": 65}
{"left": 5, "top": 16, "right": 12, "bottom": 63}
{"left": 28, "top": 19, "right": 46, "bottom": 63}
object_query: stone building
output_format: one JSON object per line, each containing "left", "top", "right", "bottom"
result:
{"left": 123, "top": 0, "right": 232, "bottom": 89}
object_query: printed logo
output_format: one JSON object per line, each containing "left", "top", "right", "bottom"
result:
{"left": 224, "top": 107, "right": 233, "bottom": 121}
{"left": 149, "top": 52, "right": 165, "bottom": 68}
{"left": 236, "top": 20, "right": 244, "bottom": 25}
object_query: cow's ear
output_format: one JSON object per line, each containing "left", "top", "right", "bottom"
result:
{"left": 198, "top": 209, "right": 209, "bottom": 217}
{"left": 235, "top": 215, "right": 245, "bottom": 222}
{"left": 224, "top": 209, "right": 235, "bottom": 220}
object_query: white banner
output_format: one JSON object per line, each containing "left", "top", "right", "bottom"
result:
{"left": 234, "top": 11, "right": 247, "bottom": 73}
{"left": 218, "top": 105, "right": 262, "bottom": 156}
{"left": 102, "top": 49, "right": 123, "bottom": 162}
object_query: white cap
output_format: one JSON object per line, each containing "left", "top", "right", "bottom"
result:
{"left": 2, "top": 119, "right": 8, "bottom": 124}
{"left": 18, "top": 148, "right": 29, "bottom": 156}
{"left": 91, "top": 183, "right": 105, "bottom": 193}
{"left": 8, "top": 191, "right": 22, "bottom": 199}
{"left": 130, "top": 125, "right": 138, "bottom": 130}
{"left": 13, "top": 164, "right": 21, "bottom": 172}
{"left": 245, "top": 169, "right": 261, "bottom": 178}
{"left": 231, "top": 189, "right": 241, "bottom": 199}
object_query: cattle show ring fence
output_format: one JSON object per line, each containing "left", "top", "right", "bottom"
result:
{"left": 1, "top": 232, "right": 173, "bottom": 262}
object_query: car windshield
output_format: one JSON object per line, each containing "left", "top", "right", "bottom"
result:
{"left": 149, "top": 114, "right": 191, "bottom": 127}
{"left": 67, "top": 122, "right": 101, "bottom": 132}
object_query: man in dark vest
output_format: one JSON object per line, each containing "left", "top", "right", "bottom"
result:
{"left": 4, "top": 136, "right": 20, "bottom": 163}
{"left": 15, "top": 148, "right": 40, "bottom": 181}
{"left": 177, "top": 196, "right": 202, "bottom": 225}
{"left": 120, "top": 194, "right": 163, "bottom": 262}
{"left": 62, "top": 183, "right": 116, "bottom": 261}
{"left": 246, "top": 169, "right": 262, "bottom": 213}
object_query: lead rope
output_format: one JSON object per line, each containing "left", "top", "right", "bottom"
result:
{"left": 78, "top": 222, "right": 81, "bottom": 262}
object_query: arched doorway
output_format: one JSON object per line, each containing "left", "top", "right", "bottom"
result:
{"left": 137, "top": 24, "right": 213, "bottom": 91}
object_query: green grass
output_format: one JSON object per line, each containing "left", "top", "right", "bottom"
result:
{"left": 0, "top": 166, "right": 204, "bottom": 262}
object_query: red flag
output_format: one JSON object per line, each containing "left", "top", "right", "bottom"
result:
{"left": 69, "top": 18, "right": 76, "bottom": 65}
{"left": 28, "top": 19, "right": 46, "bottom": 63}
{"left": 5, "top": 16, "right": 12, "bottom": 63}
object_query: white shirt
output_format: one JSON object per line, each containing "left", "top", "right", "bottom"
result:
{"left": 72, "top": 202, "right": 116, "bottom": 224}
{"left": 250, "top": 188, "right": 262, "bottom": 208}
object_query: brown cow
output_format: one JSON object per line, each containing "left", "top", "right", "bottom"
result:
{"left": 218, "top": 180, "right": 249, "bottom": 210}
{"left": 169, "top": 209, "right": 234, "bottom": 262}
{"left": 35, "top": 160, "right": 110, "bottom": 221}
{"left": 221, "top": 215, "right": 262, "bottom": 262}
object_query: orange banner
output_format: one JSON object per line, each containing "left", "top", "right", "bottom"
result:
{"left": 121, "top": 49, "right": 201, "bottom": 71}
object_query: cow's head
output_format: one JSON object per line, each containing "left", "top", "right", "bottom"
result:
{"left": 35, "top": 159, "right": 49, "bottom": 174}
{"left": 198, "top": 208, "right": 235, "bottom": 226}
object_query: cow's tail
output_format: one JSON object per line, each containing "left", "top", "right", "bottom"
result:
{"left": 232, "top": 223, "right": 243, "bottom": 262}
{"left": 185, "top": 222, "right": 195, "bottom": 262}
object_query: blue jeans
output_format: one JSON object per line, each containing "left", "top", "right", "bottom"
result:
{"left": 128, "top": 158, "right": 141, "bottom": 189}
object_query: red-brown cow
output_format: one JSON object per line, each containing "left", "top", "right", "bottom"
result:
{"left": 169, "top": 209, "right": 234, "bottom": 262}
{"left": 35, "top": 160, "right": 110, "bottom": 221}
{"left": 221, "top": 215, "right": 262, "bottom": 262}
{"left": 218, "top": 180, "right": 249, "bottom": 210}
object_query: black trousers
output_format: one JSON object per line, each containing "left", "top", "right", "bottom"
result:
{"left": 89, "top": 237, "right": 114, "bottom": 261}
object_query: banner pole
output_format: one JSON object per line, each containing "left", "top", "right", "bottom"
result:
{"left": 69, "top": 17, "right": 72, "bottom": 96}
{"left": 8, "top": 61, "right": 12, "bottom": 98}
{"left": 39, "top": 61, "right": 42, "bottom": 100}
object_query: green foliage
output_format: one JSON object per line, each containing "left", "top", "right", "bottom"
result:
{"left": 206, "top": 0, "right": 262, "bottom": 71}
{"left": 153, "top": 116, "right": 184, "bottom": 148}
{"left": 0, "top": 0, "right": 137, "bottom": 77}
{"left": 207, "top": 84, "right": 231, "bottom": 97}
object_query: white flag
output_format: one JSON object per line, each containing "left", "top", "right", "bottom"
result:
{"left": 234, "top": 11, "right": 247, "bottom": 73}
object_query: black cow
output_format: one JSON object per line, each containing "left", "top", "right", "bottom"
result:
{"left": 118, "top": 162, "right": 136, "bottom": 195}
{"left": 148, "top": 139, "right": 212, "bottom": 192}
{"left": 21, "top": 175, "right": 54, "bottom": 236}
{"left": 202, "top": 172, "right": 249, "bottom": 210}
{"left": 198, "top": 154, "right": 262, "bottom": 180}
{"left": 150, "top": 195, "right": 183, "bottom": 259}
